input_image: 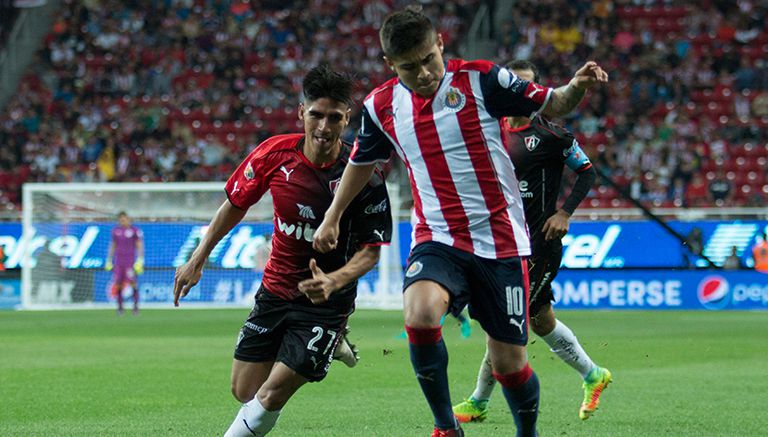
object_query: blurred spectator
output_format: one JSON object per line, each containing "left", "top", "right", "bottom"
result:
{"left": 723, "top": 246, "right": 742, "bottom": 270}
{"left": 752, "top": 232, "right": 768, "bottom": 274}
{"left": 708, "top": 170, "right": 733, "bottom": 206}
{"left": 684, "top": 227, "right": 704, "bottom": 269}
{"left": 686, "top": 173, "right": 709, "bottom": 208}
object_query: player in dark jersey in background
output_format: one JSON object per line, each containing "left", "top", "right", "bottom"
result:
{"left": 173, "top": 65, "right": 392, "bottom": 437}
{"left": 105, "top": 211, "right": 144, "bottom": 315}
{"left": 453, "top": 60, "right": 612, "bottom": 423}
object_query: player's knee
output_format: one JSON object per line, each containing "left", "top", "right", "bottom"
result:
{"left": 231, "top": 382, "right": 256, "bottom": 404}
{"left": 488, "top": 342, "right": 527, "bottom": 374}
{"left": 531, "top": 305, "right": 556, "bottom": 336}
{"left": 256, "top": 387, "right": 289, "bottom": 411}
{"left": 531, "top": 315, "right": 555, "bottom": 336}
{"left": 403, "top": 306, "right": 442, "bottom": 327}
{"left": 403, "top": 281, "right": 450, "bottom": 327}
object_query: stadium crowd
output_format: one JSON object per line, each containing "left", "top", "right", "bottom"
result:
{"left": 1, "top": 0, "right": 767, "bottom": 212}
{"left": 498, "top": 0, "right": 768, "bottom": 209}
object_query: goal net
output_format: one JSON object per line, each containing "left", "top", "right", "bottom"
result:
{"left": 20, "top": 183, "right": 403, "bottom": 310}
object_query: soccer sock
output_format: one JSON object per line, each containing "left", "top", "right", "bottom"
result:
{"left": 114, "top": 284, "right": 123, "bottom": 310}
{"left": 470, "top": 348, "right": 496, "bottom": 402}
{"left": 131, "top": 284, "right": 139, "bottom": 310}
{"left": 223, "top": 397, "right": 281, "bottom": 437}
{"left": 405, "top": 325, "right": 457, "bottom": 430}
{"left": 494, "top": 365, "right": 539, "bottom": 437}
{"left": 540, "top": 319, "right": 596, "bottom": 379}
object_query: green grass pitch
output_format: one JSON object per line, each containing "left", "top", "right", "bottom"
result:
{"left": 1, "top": 309, "right": 766, "bottom": 436}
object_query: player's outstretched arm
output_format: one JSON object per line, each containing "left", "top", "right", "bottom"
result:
{"left": 542, "top": 62, "right": 608, "bottom": 118}
{"left": 173, "top": 200, "right": 247, "bottom": 306}
{"left": 298, "top": 246, "right": 381, "bottom": 304}
{"left": 313, "top": 163, "right": 377, "bottom": 253}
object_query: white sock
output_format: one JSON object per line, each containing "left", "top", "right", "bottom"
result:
{"left": 540, "top": 319, "right": 596, "bottom": 379}
{"left": 470, "top": 348, "right": 496, "bottom": 401}
{"left": 223, "top": 397, "right": 281, "bottom": 437}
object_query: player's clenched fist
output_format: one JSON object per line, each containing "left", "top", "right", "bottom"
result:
{"left": 173, "top": 261, "right": 203, "bottom": 306}
{"left": 312, "top": 219, "right": 339, "bottom": 253}
{"left": 298, "top": 259, "right": 338, "bottom": 304}
{"left": 570, "top": 61, "right": 608, "bottom": 91}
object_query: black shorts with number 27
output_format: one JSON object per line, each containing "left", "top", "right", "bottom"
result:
{"left": 234, "top": 286, "right": 353, "bottom": 382}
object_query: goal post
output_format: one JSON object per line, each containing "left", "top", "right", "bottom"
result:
{"left": 20, "top": 182, "right": 404, "bottom": 310}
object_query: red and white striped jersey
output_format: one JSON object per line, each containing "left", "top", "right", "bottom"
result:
{"left": 350, "top": 59, "right": 553, "bottom": 259}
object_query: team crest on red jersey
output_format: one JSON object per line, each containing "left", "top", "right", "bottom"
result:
{"left": 329, "top": 177, "right": 341, "bottom": 194}
{"left": 244, "top": 162, "right": 254, "bottom": 180}
{"left": 524, "top": 135, "right": 540, "bottom": 151}
{"left": 442, "top": 86, "right": 466, "bottom": 112}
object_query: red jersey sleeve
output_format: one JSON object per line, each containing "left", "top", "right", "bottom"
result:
{"left": 225, "top": 146, "right": 272, "bottom": 210}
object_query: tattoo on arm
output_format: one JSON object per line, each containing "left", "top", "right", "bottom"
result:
{"left": 543, "top": 84, "right": 586, "bottom": 118}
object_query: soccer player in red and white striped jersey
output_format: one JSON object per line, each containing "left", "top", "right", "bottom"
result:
{"left": 314, "top": 7, "right": 607, "bottom": 437}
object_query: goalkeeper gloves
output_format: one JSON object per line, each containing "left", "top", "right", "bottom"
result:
{"left": 133, "top": 258, "right": 144, "bottom": 275}
{"left": 105, "top": 260, "right": 113, "bottom": 271}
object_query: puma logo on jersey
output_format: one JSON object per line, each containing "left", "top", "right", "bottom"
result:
{"left": 280, "top": 166, "right": 294, "bottom": 181}
{"left": 297, "top": 204, "right": 316, "bottom": 220}
{"left": 309, "top": 356, "right": 320, "bottom": 370}
{"left": 373, "top": 229, "right": 385, "bottom": 241}
{"left": 230, "top": 181, "right": 240, "bottom": 196}
{"left": 509, "top": 317, "right": 525, "bottom": 334}
{"left": 527, "top": 83, "right": 544, "bottom": 99}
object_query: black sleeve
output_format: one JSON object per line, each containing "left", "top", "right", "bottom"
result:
{"left": 350, "top": 105, "right": 393, "bottom": 165}
{"left": 348, "top": 169, "right": 393, "bottom": 246}
{"left": 562, "top": 165, "right": 597, "bottom": 215}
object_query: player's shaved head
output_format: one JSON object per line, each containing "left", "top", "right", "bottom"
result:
{"left": 507, "top": 59, "right": 541, "bottom": 84}
{"left": 380, "top": 6, "right": 437, "bottom": 58}
{"left": 302, "top": 64, "right": 353, "bottom": 107}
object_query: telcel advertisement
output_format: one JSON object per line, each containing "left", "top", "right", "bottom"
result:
{"left": 1, "top": 220, "right": 765, "bottom": 309}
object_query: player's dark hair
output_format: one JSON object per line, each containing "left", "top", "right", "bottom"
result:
{"left": 117, "top": 211, "right": 127, "bottom": 218}
{"left": 380, "top": 6, "right": 436, "bottom": 58}
{"left": 506, "top": 59, "right": 541, "bottom": 84}
{"left": 302, "top": 64, "right": 353, "bottom": 106}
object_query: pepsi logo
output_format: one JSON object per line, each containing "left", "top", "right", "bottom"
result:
{"left": 697, "top": 276, "right": 730, "bottom": 310}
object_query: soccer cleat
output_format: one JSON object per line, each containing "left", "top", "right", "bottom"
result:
{"left": 333, "top": 327, "right": 360, "bottom": 368}
{"left": 431, "top": 426, "right": 464, "bottom": 437}
{"left": 579, "top": 366, "right": 612, "bottom": 420}
{"left": 452, "top": 397, "right": 489, "bottom": 423}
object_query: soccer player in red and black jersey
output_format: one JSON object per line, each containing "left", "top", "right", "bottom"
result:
{"left": 173, "top": 65, "right": 392, "bottom": 437}
{"left": 453, "top": 60, "right": 612, "bottom": 425}
{"left": 314, "top": 8, "right": 607, "bottom": 437}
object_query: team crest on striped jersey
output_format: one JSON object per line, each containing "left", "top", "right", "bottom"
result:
{"left": 524, "top": 135, "right": 540, "bottom": 151}
{"left": 244, "top": 162, "right": 255, "bottom": 180}
{"left": 442, "top": 86, "right": 466, "bottom": 112}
